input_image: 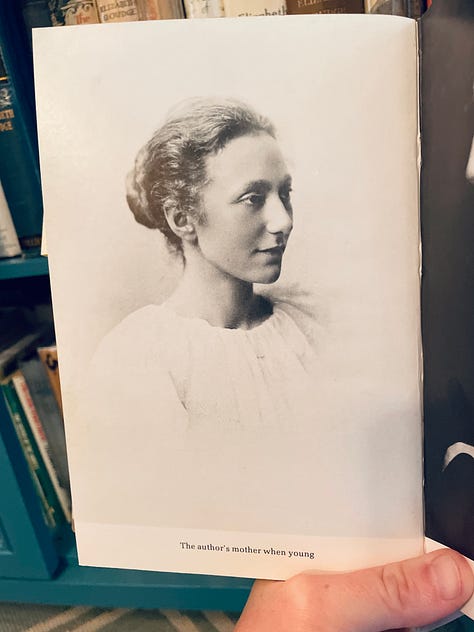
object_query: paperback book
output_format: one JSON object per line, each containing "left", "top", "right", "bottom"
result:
{"left": 33, "top": 1, "right": 473, "bottom": 617}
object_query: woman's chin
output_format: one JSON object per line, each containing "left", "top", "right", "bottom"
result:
{"left": 251, "top": 266, "right": 282, "bottom": 285}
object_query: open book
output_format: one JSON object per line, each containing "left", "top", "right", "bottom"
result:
{"left": 33, "top": 0, "right": 473, "bottom": 614}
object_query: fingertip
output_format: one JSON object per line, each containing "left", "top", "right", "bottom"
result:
{"left": 428, "top": 550, "right": 474, "bottom": 605}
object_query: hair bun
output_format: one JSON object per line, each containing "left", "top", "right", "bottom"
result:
{"left": 126, "top": 144, "right": 160, "bottom": 229}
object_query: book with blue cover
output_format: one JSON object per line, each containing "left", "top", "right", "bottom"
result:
{"left": 0, "top": 3, "right": 43, "bottom": 251}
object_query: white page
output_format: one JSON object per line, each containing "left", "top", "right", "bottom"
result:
{"left": 34, "top": 15, "right": 422, "bottom": 579}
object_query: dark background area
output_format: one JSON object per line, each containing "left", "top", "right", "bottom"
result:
{"left": 421, "top": 0, "right": 474, "bottom": 559}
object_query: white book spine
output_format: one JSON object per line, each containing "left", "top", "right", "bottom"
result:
{"left": 0, "top": 181, "right": 21, "bottom": 258}
{"left": 223, "top": 0, "right": 286, "bottom": 16}
{"left": 184, "top": 0, "right": 224, "bottom": 18}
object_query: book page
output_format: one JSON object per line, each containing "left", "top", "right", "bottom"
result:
{"left": 34, "top": 15, "right": 422, "bottom": 579}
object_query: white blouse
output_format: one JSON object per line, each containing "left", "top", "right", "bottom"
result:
{"left": 76, "top": 296, "right": 322, "bottom": 532}
{"left": 90, "top": 298, "right": 318, "bottom": 432}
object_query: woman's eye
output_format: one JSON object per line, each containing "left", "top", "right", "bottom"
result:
{"left": 280, "top": 188, "right": 292, "bottom": 206}
{"left": 241, "top": 193, "right": 265, "bottom": 208}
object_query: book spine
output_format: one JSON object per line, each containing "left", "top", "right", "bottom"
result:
{"left": 406, "top": 0, "right": 424, "bottom": 18}
{"left": 136, "top": 0, "right": 160, "bottom": 19}
{"left": 19, "top": 355, "right": 70, "bottom": 491}
{"left": 183, "top": 0, "right": 224, "bottom": 18}
{"left": 0, "top": 6, "right": 43, "bottom": 250}
{"left": 286, "top": 0, "right": 364, "bottom": 12}
{"left": 223, "top": 0, "right": 286, "bottom": 16}
{"left": 37, "top": 346, "right": 63, "bottom": 415}
{"left": 364, "top": 0, "right": 407, "bottom": 15}
{"left": 151, "top": 0, "right": 185, "bottom": 19}
{"left": 48, "top": 1, "right": 100, "bottom": 25}
{"left": 96, "top": 0, "right": 139, "bottom": 22}
{"left": 0, "top": 180, "right": 22, "bottom": 259}
{"left": 12, "top": 371, "right": 72, "bottom": 523}
{"left": 21, "top": 1, "right": 53, "bottom": 51}
{"left": 1, "top": 378, "right": 58, "bottom": 530}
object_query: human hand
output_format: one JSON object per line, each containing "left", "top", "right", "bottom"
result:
{"left": 235, "top": 549, "right": 474, "bottom": 632}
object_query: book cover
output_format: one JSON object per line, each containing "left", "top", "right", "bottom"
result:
{"left": 34, "top": 15, "right": 424, "bottom": 580}
{"left": 0, "top": 4, "right": 43, "bottom": 251}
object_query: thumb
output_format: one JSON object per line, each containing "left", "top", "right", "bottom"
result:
{"left": 303, "top": 549, "right": 474, "bottom": 631}
{"left": 236, "top": 550, "right": 474, "bottom": 632}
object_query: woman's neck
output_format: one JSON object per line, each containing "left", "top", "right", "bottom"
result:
{"left": 165, "top": 248, "right": 257, "bottom": 329}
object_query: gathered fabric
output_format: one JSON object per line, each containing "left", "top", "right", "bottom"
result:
{"left": 75, "top": 295, "right": 323, "bottom": 531}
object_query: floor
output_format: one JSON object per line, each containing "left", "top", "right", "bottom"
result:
{"left": 0, "top": 601, "right": 473, "bottom": 631}
{"left": 0, "top": 603, "right": 240, "bottom": 631}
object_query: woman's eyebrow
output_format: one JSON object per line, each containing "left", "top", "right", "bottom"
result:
{"left": 237, "top": 174, "right": 292, "bottom": 193}
{"left": 238, "top": 179, "right": 272, "bottom": 193}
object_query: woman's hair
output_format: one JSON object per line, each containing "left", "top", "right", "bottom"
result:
{"left": 126, "top": 97, "right": 276, "bottom": 253}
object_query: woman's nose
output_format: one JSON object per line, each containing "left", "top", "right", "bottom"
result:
{"left": 265, "top": 194, "right": 293, "bottom": 236}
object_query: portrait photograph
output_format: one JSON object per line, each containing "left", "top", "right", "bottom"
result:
{"left": 34, "top": 15, "right": 424, "bottom": 579}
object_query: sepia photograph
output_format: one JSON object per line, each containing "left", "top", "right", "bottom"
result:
{"left": 34, "top": 15, "right": 423, "bottom": 578}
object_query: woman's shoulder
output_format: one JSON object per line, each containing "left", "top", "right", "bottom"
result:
{"left": 91, "top": 304, "right": 187, "bottom": 367}
{"left": 83, "top": 304, "right": 189, "bottom": 431}
{"left": 105, "top": 303, "right": 194, "bottom": 339}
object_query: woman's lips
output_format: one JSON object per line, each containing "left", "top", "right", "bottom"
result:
{"left": 257, "top": 245, "right": 285, "bottom": 255}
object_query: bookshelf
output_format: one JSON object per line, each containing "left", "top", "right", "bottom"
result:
{"left": 1, "top": 2, "right": 471, "bottom": 624}
{"left": 0, "top": 255, "right": 48, "bottom": 280}
{"left": 0, "top": 257, "right": 252, "bottom": 609}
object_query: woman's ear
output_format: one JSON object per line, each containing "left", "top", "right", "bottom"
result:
{"left": 163, "top": 203, "right": 197, "bottom": 243}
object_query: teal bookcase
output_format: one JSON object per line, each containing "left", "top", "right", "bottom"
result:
{"left": 0, "top": 257, "right": 252, "bottom": 610}
{"left": 0, "top": 391, "right": 58, "bottom": 579}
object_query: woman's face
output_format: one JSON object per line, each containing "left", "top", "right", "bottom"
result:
{"left": 193, "top": 132, "right": 293, "bottom": 285}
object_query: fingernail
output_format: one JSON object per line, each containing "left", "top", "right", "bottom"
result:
{"left": 430, "top": 554, "right": 462, "bottom": 600}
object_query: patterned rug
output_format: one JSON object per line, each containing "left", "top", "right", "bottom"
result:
{"left": 0, "top": 604, "right": 240, "bottom": 631}
{"left": 0, "top": 602, "right": 473, "bottom": 631}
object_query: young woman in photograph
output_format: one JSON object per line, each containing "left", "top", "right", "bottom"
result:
{"left": 90, "top": 97, "right": 318, "bottom": 433}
